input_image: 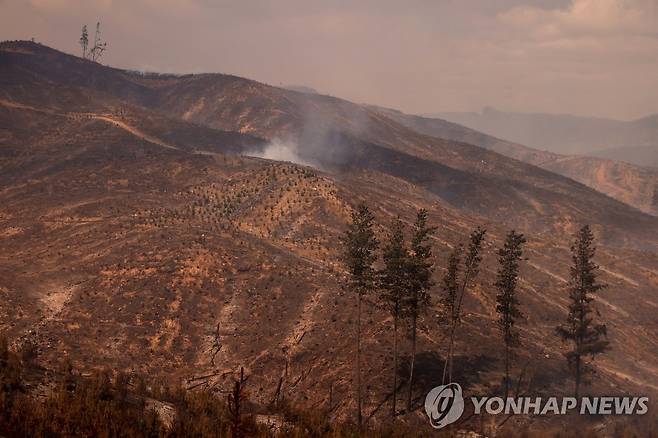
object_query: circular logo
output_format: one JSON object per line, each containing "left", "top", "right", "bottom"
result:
{"left": 424, "top": 383, "right": 465, "bottom": 429}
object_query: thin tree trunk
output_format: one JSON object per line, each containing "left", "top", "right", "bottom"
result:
{"left": 329, "top": 381, "right": 333, "bottom": 412}
{"left": 441, "top": 338, "right": 451, "bottom": 385}
{"left": 575, "top": 354, "right": 580, "bottom": 400}
{"left": 392, "top": 314, "right": 398, "bottom": 420}
{"left": 442, "top": 314, "right": 457, "bottom": 384}
{"left": 504, "top": 343, "right": 509, "bottom": 400}
{"left": 442, "top": 266, "right": 476, "bottom": 385}
{"left": 357, "top": 291, "right": 362, "bottom": 428}
{"left": 407, "top": 313, "right": 417, "bottom": 411}
{"left": 449, "top": 340, "right": 454, "bottom": 383}
{"left": 443, "top": 317, "right": 457, "bottom": 385}
{"left": 575, "top": 286, "right": 584, "bottom": 400}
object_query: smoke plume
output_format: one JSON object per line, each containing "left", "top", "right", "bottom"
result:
{"left": 245, "top": 138, "right": 317, "bottom": 168}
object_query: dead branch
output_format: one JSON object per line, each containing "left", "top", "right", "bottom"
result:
{"left": 210, "top": 322, "right": 222, "bottom": 367}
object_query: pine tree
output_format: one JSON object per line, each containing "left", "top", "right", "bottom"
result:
{"left": 404, "top": 209, "right": 436, "bottom": 411}
{"left": 439, "top": 244, "right": 461, "bottom": 382}
{"left": 340, "top": 202, "right": 379, "bottom": 427}
{"left": 440, "top": 244, "right": 462, "bottom": 327}
{"left": 79, "top": 25, "right": 89, "bottom": 59}
{"left": 556, "top": 225, "right": 609, "bottom": 399}
{"left": 442, "top": 227, "right": 486, "bottom": 384}
{"left": 494, "top": 230, "right": 526, "bottom": 399}
{"left": 379, "top": 217, "right": 408, "bottom": 420}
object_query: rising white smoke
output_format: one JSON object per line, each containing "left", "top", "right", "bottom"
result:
{"left": 245, "top": 138, "right": 317, "bottom": 168}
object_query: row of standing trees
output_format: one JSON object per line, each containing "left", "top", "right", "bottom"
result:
{"left": 341, "top": 203, "right": 609, "bottom": 426}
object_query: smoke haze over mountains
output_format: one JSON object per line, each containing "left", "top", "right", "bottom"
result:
{"left": 2, "top": 0, "right": 657, "bottom": 124}
{"left": 435, "top": 107, "right": 658, "bottom": 159}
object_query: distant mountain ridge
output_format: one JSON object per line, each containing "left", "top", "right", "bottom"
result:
{"left": 432, "top": 107, "right": 658, "bottom": 157}
{"left": 375, "top": 106, "right": 658, "bottom": 216}
{"left": 283, "top": 84, "right": 319, "bottom": 94}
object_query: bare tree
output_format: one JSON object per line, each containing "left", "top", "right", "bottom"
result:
{"left": 442, "top": 227, "right": 486, "bottom": 384}
{"left": 227, "top": 367, "right": 248, "bottom": 438}
{"left": 210, "top": 322, "right": 222, "bottom": 367}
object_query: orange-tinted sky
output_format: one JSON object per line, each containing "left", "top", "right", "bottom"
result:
{"left": 2, "top": 0, "right": 657, "bottom": 120}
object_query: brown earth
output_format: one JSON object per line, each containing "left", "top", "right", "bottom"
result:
{"left": 1, "top": 41, "right": 657, "bottom": 431}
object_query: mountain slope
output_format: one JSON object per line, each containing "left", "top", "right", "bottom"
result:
{"left": 1, "top": 41, "right": 658, "bottom": 428}
{"left": 592, "top": 145, "right": 658, "bottom": 170}
{"left": 2, "top": 103, "right": 658, "bottom": 424}
{"left": 375, "top": 107, "right": 658, "bottom": 216}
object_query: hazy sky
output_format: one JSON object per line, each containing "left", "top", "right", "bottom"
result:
{"left": 1, "top": 0, "right": 657, "bottom": 120}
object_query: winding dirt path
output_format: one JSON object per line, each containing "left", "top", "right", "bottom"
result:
{"left": 0, "top": 99, "right": 181, "bottom": 151}
{"left": 66, "top": 111, "right": 181, "bottom": 150}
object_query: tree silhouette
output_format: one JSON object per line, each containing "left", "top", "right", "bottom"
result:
{"left": 79, "top": 25, "right": 88, "bottom": 59}
{"left": 556, "top": 225, "right": 609, "bottom": 399}
{"left": 340, "top": 202, "right": 379, "bottom": 427}
{"left": 227, "top": 367, "right": 248, "bottom": 438}
{"left": 494, "top": 230, "right": 526, "bottom": 399}
{"left": 440, "top": 244, "right": 462, "bottom": 328}
{"left": 404, "top": 209, "right": 435, "bottom": 411}
{"left": 378, "top": 217, "right": 408, "bottom": 420}
{"left": 442, "top": 227, "right": 486, "bottom": 384}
